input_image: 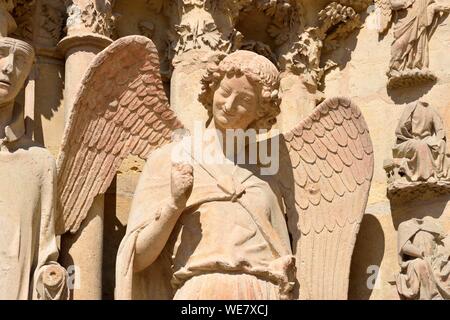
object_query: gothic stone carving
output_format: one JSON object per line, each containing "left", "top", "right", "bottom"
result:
{"left": 41, "top": 1, "right": 65, "bottom": 45}
{"left": 279, "top": 1, "right": 370, "bottom": 89}
{"left": 144, "top": 0, "right": 370, "bottom": 91}
{"left": 375, "top": 0, "right": 450, "bottom": 89}
{"left": 0, "top": 0, "right": 17, "bottom": 37}
{"left": 2, "top": 1, "right": 66, "bottom": 55}
{"left": 57, "top": 37, "right": 375, "bottom": 300}
{"left": 396, "top": 217, "right": 450, "bottom": 300}
{"left": 66, "top": 0, "right": 118, "bottom": 38}
{"left": 384, "top": 100, "right": 450, "bottom": 202}
{"left": 9, "top": 0, "right": 35, "bottom": 42}
{"left": 55, "top": 36, "right": 182, "bottom": 235}
{"left": 0, "top": 37, "right": 67, "bottom": 300}
{"left": 164, "top": 0, "right": 250, "bottom": 65}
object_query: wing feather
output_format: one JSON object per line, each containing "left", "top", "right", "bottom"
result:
{"left": 375, "top": 0, "right": 393, "bottom": 34}
{"left": 56, "top": 36, "right": 183, "bottom": 234}
{"left": 280, "top": 97, "right": 374, "bottom": 299}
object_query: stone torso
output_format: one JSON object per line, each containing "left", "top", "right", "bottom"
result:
{"left": 411, "top": 104, "right": 435, "bottom": 139}
{"left": 167, "top": 162, "right": 293, "bottom": 289}
{"left": 0, "top": 139, "right": 56, "bottom": 299}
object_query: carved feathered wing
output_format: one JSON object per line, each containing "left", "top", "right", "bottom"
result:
{"left": 375, "top": 0, "right": 392, "bottom": 33}
{"left": 279, "top": 97, "right": 374, "bottom": 300}
{"left": 56, "top": 35, "right": 183, "bottom": 235}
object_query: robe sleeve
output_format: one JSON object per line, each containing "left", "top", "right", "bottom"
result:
{"left": 391, "top": 0, "right": 415, "bottom": 10}
{"left": 395, "top": 103, "right": 416, "bottom": 144}
{"left": 397, "top": 219, "right": 420, "bottom": 264}
{"left": 32, "top": 154, "right": 68, "bottom": 300}
{"left": 432, "top": 108, "right": 446, "bottom": 141}
{"left": 115, "top": 144, "right": 174, "bottom": 300}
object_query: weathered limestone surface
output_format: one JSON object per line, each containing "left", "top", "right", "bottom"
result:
{"left": 1, "top": 0, "right": 449, "bottom": 300}
{"left": 324, "top": 4, "right": 450, "bottom": 299}
{"left": 0, "top": 23, "right": 67, "bottom": 300}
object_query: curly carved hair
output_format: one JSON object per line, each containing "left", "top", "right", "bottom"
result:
{"left": 199, "top": 50, "right": 281, "bottom": 130}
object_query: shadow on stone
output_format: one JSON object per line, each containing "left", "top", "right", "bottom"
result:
{"left": 390, "top": 194, "right": 449, "bottom": 230}
{"left": 348, "top": 214, "right": 385, "bottom": 300}
{"left": 387, "top": 79, "right": 435, "bottom": 104}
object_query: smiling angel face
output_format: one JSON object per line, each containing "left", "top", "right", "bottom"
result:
{"left": 0, "top": 38, "right": 35, "bottom": 105}
{"left": 212, "top": 74, "right": 263, "bottom": 131}
{"left": 199, "top": 50, "right": 281, "bottom": 131}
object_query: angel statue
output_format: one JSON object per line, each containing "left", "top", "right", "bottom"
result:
{"left": 0, "top": 35, "right": 68, "bottom": 299}
{"left": 375, "top": 0, "right": 450, "bottom": 88}
{"left": 55, "top": 35, "right": 374, "bottom": 300}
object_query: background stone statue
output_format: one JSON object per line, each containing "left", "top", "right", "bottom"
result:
{"left": 375, "top": 0, "right": 450, "bottom": 88}
{"left": 391, "top": 100, "right": 448, "bottom": 182}
{"left": 396, "top": 217, "right": 450, "bottom": 300}
{"left": 0, "top": 0, "right": 16, "bottom": 37}
{"left": 0, "top": 36, "right": 67, "bottom": 300}
{"left": 54, "top": 35, "right": 374, "bottom": 300}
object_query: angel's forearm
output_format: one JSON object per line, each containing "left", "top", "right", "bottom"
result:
{"left": 133, "top": 200, "right": 184, "bottom": 273}
{"left": 431, "top": 3, "right": 450, "bottom": 13}
{"left": 390, "top": 0, "right": 408, "bottom": 10}
{"left": 401, "top": 241, "right": 423, "bottom": 259}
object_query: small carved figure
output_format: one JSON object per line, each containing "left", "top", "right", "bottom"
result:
{"left": 396, "top": 217, "right": 450, "bottom": 300}
{"left": 0, "top": 36, "right": 67, "bottom": 300}
{"left": 375, "top": 0, "right": 450, "bottom": 88}
{"left": 392, "top": 100, "right": 448, "bottom": 182}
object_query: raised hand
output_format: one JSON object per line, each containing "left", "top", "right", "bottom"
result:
{"left": 170, "top": 162, "right": 194, "bottom": 210}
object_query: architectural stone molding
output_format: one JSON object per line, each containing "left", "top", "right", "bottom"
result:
{"left": 65, "top": 0, "right": 118, "bottom": 39}
{"left": 9, "top": 0, "right": 35, "bottom": 42}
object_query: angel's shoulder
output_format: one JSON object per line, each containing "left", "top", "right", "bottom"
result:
{"left": 13, "top": 137, "right": 56, "bottom": 173}
{"left": 17, "top": 137, "right": 53, "bottom": 158}
{"left": 143, "top": 142, "right": 178, "bottom": 169}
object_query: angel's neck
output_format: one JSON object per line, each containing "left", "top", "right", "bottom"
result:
{"left": 0, "top": 101, "right": 14, "bottom": 139}
{"left": 207, "top": 121, "right": 251, "bottom": 160}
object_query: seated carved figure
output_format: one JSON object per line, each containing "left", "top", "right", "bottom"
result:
{"left": 391, "top": 100, "right": 448, "bottom": 182}
{"left": 396, "top": 217, "right": 450, "bottom": 300}
{"left": 0, "top": 37, "right": 67, "bottom": 299}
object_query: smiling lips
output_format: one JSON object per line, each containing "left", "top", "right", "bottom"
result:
{"left": 221, "top": 109, "right": 236, "bottom": 118}
{"left": 0, "top": 79, "right": 11, "bottom": 87}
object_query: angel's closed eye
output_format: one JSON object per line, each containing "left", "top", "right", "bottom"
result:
{"left": 220, "top": 84, "right": 232, "bottom": 96}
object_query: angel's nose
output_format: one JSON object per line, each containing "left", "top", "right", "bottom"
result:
{"left": 224, "top": 96, "right": 237, "bottom": 112}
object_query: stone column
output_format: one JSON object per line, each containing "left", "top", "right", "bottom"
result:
{"left": 58, "top": 33, "right": 111, "bottom": 119}
{"left": 277, "top": 73, "right": 319, "bottom": 132}
{"left": 269, "top": 1, "right": 320, "bottom": 132}
{"left": 164, "top": 1, "right": 243, "bottom": 132}
{"left": 170, "top": 50, "right": 223, "bottom": 132}
{"left": 57, "top": 0, "right": 114, "bottom": 300}
{"left": 11, "top": 0, "right": 68, "bottom": 152}
{"left": 58, "top": 0, "right": 113, "bottom": 120}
